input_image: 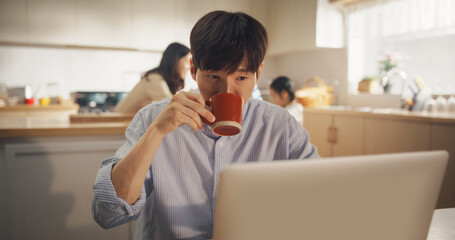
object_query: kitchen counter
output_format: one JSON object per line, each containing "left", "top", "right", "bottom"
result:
{"left": 304, "top": 105, "right": 455, "bottom": 209}
{"left": 0, "top": 103, "right": 80, "bottom": 118}
{"left": 305, "top": 106, "right": 455, "bottom": 125}
{"left": 0, "top": 115, "right": 129, "bottom": 138}
{"left": 0, "top": 104, "right": 79, "bottom": 111}
{"left": 70, "top": 112, "right": 135, "bottom": 123}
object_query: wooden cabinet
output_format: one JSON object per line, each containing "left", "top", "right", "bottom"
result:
{"left": 0, "top": 0, "right": 341, "bottom": 51}
{"left": 266, "top": 0, "right": 344, "bottom": 55}
{"left": 0, "top": 0, "right": 27, "bottom": 42}
{"left": 430, "top": 124, "right": 455, "bottom": 209}
{"left": 75, "top": 0, "right": 132, "bottom": 47}
{"left": 28, "top": 0, "right": 76, "bottom": 45}
{"left": 304, "top": 109, "right": 455, "bottom": 208}
{"left": 303, "top": 112, "right": 364, "bottom": 157}
{"left": 364, "top": 118, "right": 431, "bottom": 154}
{"left": 332, "top": 115, "right": 364, "bottom": 156}
{"left": 303, "top": 112, "right": 332, "bottom": 157}
{"left": 0, "top": 0, "right": 270, "bottom": 50}
{"left": 0, "top": 135, "right": 135, "bottom": 240}
{"left": 304, "top": 110, "right": 433, "bottom": 157}
{"left": 130, "top": 0, "right": 177, "bottom": 50}
{"left": 267, "top": 0, "right": 317, "bottom": 55}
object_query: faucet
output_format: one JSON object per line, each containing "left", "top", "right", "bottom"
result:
{"left": 381, "top": 68, "right": 416, "bottom": 110}
{"left": 381, "top": 68, "right": 408, "bottom": 94}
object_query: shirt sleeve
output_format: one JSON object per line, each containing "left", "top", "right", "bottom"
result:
{"left": 92, "top": 109, "right": 152, "bottom": 229}
{"left": 288, "top": 113, "right": 320, "bottom": 159}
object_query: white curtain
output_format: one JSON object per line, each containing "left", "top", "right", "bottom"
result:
{"left": 347, "top": 0, "right": 455, "bottom": 94}
{"left": 348, "top": 0, "right": 455, "bottom": 38}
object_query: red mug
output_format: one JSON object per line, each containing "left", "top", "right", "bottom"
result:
{"left": 204, "top": 93, "right": 244, "bottom": 136}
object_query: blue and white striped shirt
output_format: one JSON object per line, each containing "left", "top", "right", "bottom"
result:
{"left": 92, "top": 98, "right": 319, "bottom": 240}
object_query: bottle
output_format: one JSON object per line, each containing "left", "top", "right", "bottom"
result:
{"left": 447, "top": 95, "right": 455, "bottom": 113}
{"left": 435, "top": 95, "right": 448, "bottom": 113}
{"left": 424, "top": 98, "right": 436, "bottom": 113}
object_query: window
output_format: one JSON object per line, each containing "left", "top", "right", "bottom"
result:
{"left": 347, "top": 0, "right": 455, "bottom": 95}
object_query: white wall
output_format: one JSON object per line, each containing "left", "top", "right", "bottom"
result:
{"left": 0, "top": 45, "right": 162, "bottom": 98}
{"left": 260, "top": 48, "right": 348, "bottom": 105}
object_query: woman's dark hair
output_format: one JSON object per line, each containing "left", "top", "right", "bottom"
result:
{"left": 144, "top": 42, "right": 190, "bottom": 94}
{"left": 190, "top": 11, "right": 268, "bottom": 75}
{"left": 270, "top": 76, "right": 295, "bottom": 101}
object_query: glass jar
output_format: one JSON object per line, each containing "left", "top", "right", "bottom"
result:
{"left": 435, "top": 95, "right": 448, "bottom": 113}
{"left": 424, "top": 98, "right": 436, "bottom": 113}
{"left": 447, "top": 95, "right": 455, "bottom": 113}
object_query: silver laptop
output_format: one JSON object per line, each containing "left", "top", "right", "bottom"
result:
{"left": 213, "top": 151, "right": 448, "bottom": 240}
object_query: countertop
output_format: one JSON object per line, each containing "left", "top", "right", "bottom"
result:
{"left": 0, "top": 115, "right": 129, "bottom": 138}
{"left": 2, "top": 106, "right": 455, "bottom": 138}
{"left": 70, "top": 112, "right": 135, "bottom": 123}
{"left": 305, "top": 106, "right": 455, "bottom": 125}
{"left": 0, "top": 104, "right": 79, "bottom": 111}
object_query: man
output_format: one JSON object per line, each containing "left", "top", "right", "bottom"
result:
{"left": 92, "top": 10, "right": 319, "bottom": 239}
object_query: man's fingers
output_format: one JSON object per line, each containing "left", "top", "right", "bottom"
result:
{"left": 183, "top": 92, "right": 206, "bottom": 106}
{"left": 172, "top": 109, "right": 200, "bottom": 131}
{"left": 177, "top": 104, "right": 204, "bottom": 129}
{"left": 184, "top": 100, "right": 215, "bottom": 123}
{"left": 174, "top": 92, "right": 215, "bottom": 123}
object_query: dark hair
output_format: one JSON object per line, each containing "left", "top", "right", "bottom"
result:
{"left": 190, "top": 11, "right": 268, "bottom": 75}
{"left": 270, "top": 76, "right": 295, "bottom": 101}
{"left": 144, "top": 42, "right": 190, "bottom": 94}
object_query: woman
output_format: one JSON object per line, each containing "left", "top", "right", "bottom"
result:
{"left": 115, "top": 42, "right": 191, "bottom": 113}
{"left": 269, "top": 76, "right": 304, "bottom": 125}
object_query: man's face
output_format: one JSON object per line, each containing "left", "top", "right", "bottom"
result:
{"left": 190, "top": 59, "right": 263, "bottom": 105}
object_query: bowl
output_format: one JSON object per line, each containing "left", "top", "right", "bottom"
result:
{"left": 39, "top": 97, "right": 51, "bottom": 106}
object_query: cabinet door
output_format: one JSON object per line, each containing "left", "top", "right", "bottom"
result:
{"left": 28, "top": 0, "right": 76, "bottom": 44}
{"left": 0, "top": 0, "right": 27, "bottom": 42}
{"left": 332, "top": 116, "right": 364, "bottom": 157}
{"left": 173, "top": 0, "right": 213, "bottom": 47}
{"left": 267, "top": 0, "right": 317, "bottom": 55}
{"left": 303, "top": 112, "right": 332, "bottom": 157}
{"left": 131, "top": 0, "right": 177, "bottom": 50}
{"left": 364, "top": 118, "right": 431, "bottom": 154}
{"left": 76, "top": 0, "right": 132, "bottom": 47}
{"left": 431, "top": 124, "right": 455, "bottom": 208}
{"left": 2, "top": 138, "right": 132, "bottom": 240}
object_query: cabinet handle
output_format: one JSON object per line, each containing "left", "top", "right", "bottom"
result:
{"left": 331, "top": 127, "right": 338, "bottom": 144}
{"left": 327, "top": 126, "right": 338, "bottom": 144}
{"left": 327, "top": 126, "right": 333, "bottom": 143}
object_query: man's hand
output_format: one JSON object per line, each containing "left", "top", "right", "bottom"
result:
{"left": 153, "top": 91, "right": 216, "bottom": 136}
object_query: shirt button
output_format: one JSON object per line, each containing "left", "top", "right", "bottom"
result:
{"left": 219, "top": 142, "right": 224, "bottom": 148}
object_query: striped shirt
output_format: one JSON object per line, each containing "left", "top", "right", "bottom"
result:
{"left": 92, "top": 98, "right": 319, "bottom": 240}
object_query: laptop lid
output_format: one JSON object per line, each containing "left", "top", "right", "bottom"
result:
{"left": 213, "top": 151, "right": 448, "bottom": 240}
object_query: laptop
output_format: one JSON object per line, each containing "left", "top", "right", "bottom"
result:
{"left": 213, "top": 151, "right": 448, "bottom": 240}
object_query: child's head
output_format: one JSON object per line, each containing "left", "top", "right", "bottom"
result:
{"left": 270, "top": 76, "right": 295, "bottom": 107}
{"left": 189, "top": 11, "right": 268, "bottom": 103}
